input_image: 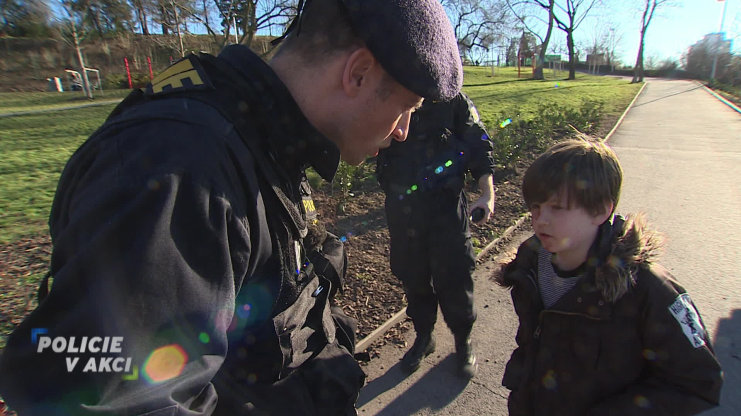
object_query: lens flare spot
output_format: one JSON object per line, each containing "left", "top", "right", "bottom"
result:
{"left": 236, "top": 303, "right": 252, "bottom": 320}
{"left": 340, "top": 236, "right": 347, "bottom": 242}
{"left": 481, "top": 134, "right": 489, "bottom": 141}
{"left": 143, "top": 344, "right": 188, "bottom": 384}
{"left": 444, "top": 160, "right": 453, "bottom": 167}
{"left": 411, "top": 185, "right": 418, "bottom": 191}
{"left": 406, "top": 189, "right": 412, "bottom": 195}
{"left": 541, "top": 369, "right": 558, "bottom": 390}
{"left": 198, "top": 332, "right": 210, "bottom": 344}
{"left": 642, "top": 349, "right": 657, "bottom": 361}
{"left": 499, "top": 118, "right": 512, "bottom": 128}
{"left": 555, "top": 82, "right": 560, "bottom": 88}
{"left": 633, "top": 395, "right": 651, "bottom": 408}
{"left": 434, "top": 166, "right": 444, "bottom": 174}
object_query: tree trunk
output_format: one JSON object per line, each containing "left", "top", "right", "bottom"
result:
{"left": 160, "top": 5, "right": 169, "bottom": 35}
{"left": 136, "top": 2, "right": 150, "bottom": 35}
{"left": 534, "top": 0, "right": 555, "bottom": 80}
{"left": 632, "top": 32, "right": 645, "bottom": 83}
{"left": 567, "top": 30, "right": 576, "bottom": 80}
{"left": 72, "top": 26, "right": 93, "bottom": 99}
{"left": 172, "top": 1, "right": 184, "bottom": 57}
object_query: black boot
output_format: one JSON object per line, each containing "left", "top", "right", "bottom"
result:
{"left": 400, "top": 332, "right": 435, "bottom": 374}
{"left": 455, "top": 333, "right": 477, "bottom": 379}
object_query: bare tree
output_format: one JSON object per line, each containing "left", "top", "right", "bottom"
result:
{"left": 129, "top": 0, "right": 153, "bottom": 35}
{"left": 631, "top": 0, "right": 672, "bottom": 83}
{"left": 58, "top": 0, "right": 94, "bottom": 98}
{"left": 604, "top": 26, "right": 621, "bottom": 72}
{"left": 550, "top": 0, "right": 600, "bottom": 80}
{"left": 443, "top": 0, "right": 511, "bottom": 65}
{"left": 584, "top": 21, "right": 619, "bottom": 74}
{"left": 506, "top": 0, "right": 555, "bottom": 79}
{"left": 194, "top": 0, "right": 295, "bottom": 52}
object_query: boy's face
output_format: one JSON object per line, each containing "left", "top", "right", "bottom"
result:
{"left": 530, "top": 189, "right": 607, "bottom": 269}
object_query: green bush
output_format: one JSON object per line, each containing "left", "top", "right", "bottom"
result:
{"left": 491, "top": 100, "right": 604, "bottom": 171}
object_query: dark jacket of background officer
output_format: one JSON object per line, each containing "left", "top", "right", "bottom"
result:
{"left": 0, "top": 0, "right": 463, "bottom": 414}
{"left": 376, "top": 92, "right": 495, "bottom": 378}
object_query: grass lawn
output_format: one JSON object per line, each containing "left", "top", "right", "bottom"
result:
{"left": 0, "top": 104, "right": 123, "bottom": 243}
{"left": 462, "top": 66, "right": 641, "bottom": 130}
{"left": 0, "top": 89, "right": 129, "bottom": 115}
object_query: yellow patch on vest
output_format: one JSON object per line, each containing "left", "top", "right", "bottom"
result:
{"left": 150, "top": 57, "right": 206, "bottom": 94}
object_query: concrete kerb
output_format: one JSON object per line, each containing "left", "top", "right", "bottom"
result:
{"left": 354, "top": 213, "right": 531, "bottom": 353}
{"left": 699, "top": 82, "right": 741, "bottom": 114}
{"left": 604, "top": 81, "right": 647, "bottom": 143}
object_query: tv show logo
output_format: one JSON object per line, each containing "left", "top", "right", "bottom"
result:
{"left": 32, "top": 329, "right": 138, "bottom": 379}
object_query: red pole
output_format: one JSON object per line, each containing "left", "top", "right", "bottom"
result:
{"left": 147, "top": 56, "right": 153, "bottom": 81}
{"left": 124, "top": 57, "right": 132, "bottom": 89}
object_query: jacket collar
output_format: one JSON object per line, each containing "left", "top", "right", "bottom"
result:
{"left": 218, "top": 45, "right": 340, "bottom": 182}
{"left": 498, "top": 214, "right": 662, "bottom": 303}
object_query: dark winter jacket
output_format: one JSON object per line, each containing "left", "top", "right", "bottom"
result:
{"left": 376, "top": 92, "right": 493, "bottom": 197}
{"left": 496, "top": 214, "right": 723, "bottom": 416}
{"left": 0, "top": 46, "right": 364, "bottom": 415}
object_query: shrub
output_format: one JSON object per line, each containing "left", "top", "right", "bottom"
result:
{"left": 490, "top": 100, "right": 604, "bottom": 171}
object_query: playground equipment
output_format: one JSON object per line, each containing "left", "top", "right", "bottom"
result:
{"left": 64, "top": 68, "right": 103, "bottom": 94}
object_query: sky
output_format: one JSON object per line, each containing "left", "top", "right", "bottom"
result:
{"left": 572, "top": 0, "right": 740, "bottom": 65}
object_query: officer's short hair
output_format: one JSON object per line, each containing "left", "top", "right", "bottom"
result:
{"left": 275, "top": 0, "right": 462, "bottom": 101}
{"left": 274, "top": 0, "right": 363, "bottom": 63}
{"left": 523, "top": 138, "right": 623, "bottom": 217}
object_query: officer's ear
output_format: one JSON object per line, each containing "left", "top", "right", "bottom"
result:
{"left": 342, "top": 47, "right": 377, "bottom": 97}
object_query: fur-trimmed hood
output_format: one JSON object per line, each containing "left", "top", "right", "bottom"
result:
{"left": 495, "top": 213, "right": 664, "bottom": 302}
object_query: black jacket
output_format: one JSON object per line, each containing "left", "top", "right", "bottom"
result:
{"left": 0, "top": 46, "right": 363, "bottom": 415}
{"left": 495, "top": 214, "right": 723, "bottom": 416}
{"left": 376, "top": 92, "right": 493, "bottom": 195}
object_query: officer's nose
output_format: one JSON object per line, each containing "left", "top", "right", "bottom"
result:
{"left": 389, "top": 110, "right": 412, "bottom": 142}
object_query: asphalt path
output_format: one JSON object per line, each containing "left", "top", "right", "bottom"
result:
{"left": 609, "top": 79, "right": 741, "bottom": 416}
{"left": 356, "top": 79, "right": 741, "bottom": 415}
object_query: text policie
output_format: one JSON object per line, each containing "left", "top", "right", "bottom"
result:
{"left": 35, "top": 335, "right": 133, "bottom": 373}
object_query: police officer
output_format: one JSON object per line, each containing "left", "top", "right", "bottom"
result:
{"left": 377, "top": 92, "right": 495, "bottom": 378}
{"left": 0, "top": 0, "right": 462, "bottom": 414}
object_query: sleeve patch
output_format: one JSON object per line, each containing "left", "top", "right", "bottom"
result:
{"left": 668, "top": 293, "right": 706, "bottom": 348}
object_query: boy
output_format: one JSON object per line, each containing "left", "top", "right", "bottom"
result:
{"left": 495, "top": 138, "right": 722, "bottom": 415}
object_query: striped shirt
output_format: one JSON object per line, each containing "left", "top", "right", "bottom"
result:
{"left": 538, "top": 247, "right": 584, "bottom": 308}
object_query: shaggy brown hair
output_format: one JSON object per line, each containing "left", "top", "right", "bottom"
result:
{"left": 523, "top": 137, "right": 623, "bottom": 217}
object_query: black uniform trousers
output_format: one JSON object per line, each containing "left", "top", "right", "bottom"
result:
{"left": 385, "top": 189, "right": 476, "bottom": 337}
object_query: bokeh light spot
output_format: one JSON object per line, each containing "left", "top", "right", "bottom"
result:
{"left": 198, "top": 332, "right": 210, "bottom": 344}
{"left": 541, "top": 369, "right": 558, "bottom": 390}
{"left": 633, "top": 395, "right": 651, "bottom": 408}
{"left": 143, "top": 344, "right": 188, "bottom": 384}
{"left": 500, "top": 118, "right": 512, "bottom": 128}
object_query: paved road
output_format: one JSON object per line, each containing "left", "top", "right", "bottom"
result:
{"left": 356, "top": 79, "right": 741, "bottom": 415}
{"left": 609, "top": 79, "right": 741, "bottom": 416}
